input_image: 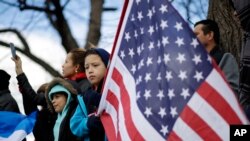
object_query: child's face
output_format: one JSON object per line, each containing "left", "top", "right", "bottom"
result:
{"left": 84, "top": 54, "right": 107, "bottom": 87}
{"left": 51, "top": 93, "right": 67, "bottom": 113}
{"left": 62, "top": 53, "right": 78, "bottom": 78}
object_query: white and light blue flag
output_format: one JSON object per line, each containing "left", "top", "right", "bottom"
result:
{"left": 0, "top": 111, "right": 37, "bottom": 141}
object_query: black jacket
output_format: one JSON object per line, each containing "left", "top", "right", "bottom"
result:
{"left": 17, "top": 73, "right": 56, "bottom": 141}
{"left": 0, "top": 89, "right": 20, "bottom": 112}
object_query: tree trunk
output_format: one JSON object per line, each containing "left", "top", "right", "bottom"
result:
{"left": 84, "top": 0, "right": 104, "bottom": 49}
{"left": 207, "top": 0, "right": 243, "bottom": 63}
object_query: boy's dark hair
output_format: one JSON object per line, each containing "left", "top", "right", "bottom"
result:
{"left": 194, "top": 19, "right": 220, "bottom": 45}
{"left": 83, "top": 48, "right": 110, "bottom": 68}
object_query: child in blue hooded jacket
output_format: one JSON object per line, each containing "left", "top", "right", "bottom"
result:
{"left": 70, "top": 48, "right": 110, "bottom": 141}
{"left": 45, "top": 77, "right": 80, "bottom": 141}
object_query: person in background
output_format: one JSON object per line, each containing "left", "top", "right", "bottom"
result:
{"left": 0, "top": 69, "right": 20, "bottom": 113}
{"left": 62, "top": 48, "right": 91, "bottom": 94}
{"left": 12, "top": 55, "right": 56, "bottom": 141}
{"left": 45, "top": 77, "right": 80, "bottom": 141}
{"left": 231, "top": 0, "right": 250, "bottom": 120}
{"left": 70, "top": 48, "right": 110, "bottom": 141}
{"left": 194, "top": 19, "right": 239, "bottom": 95}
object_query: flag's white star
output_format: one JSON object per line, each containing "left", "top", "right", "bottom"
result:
{"left": 160, "top": 125, "right": 169, "bottom": 136}
{"left": 137, "top": 11, "right": 144, "bottom": 21}
{"left": 131, "top": 64, "right": 136, "bottom": 74}
{"left": 140, "top": 27, "right": 144, "bottom": 34}
{"left": 125, "top": 32, "right": 131, "bottom": 42}
{"left": 131, "top": 14, "right": 135, "bottom": 21}
{"left": 128, "top": 48, "right": 135, "bottom": 58}
{"left": 144, "top": 89, "right": 151, "bottom": 100}
{"left": 136, "top": 75, "right": 142, "bottom": 85}
{"left": 158, "top": 107, "right": 167, "bottom": 118}
{"left": 157, "top": 90, "right": 164, "bottom": 100}
{"left": 178, "top": 70, "right": 187, "bottom": 81}
{"left": 137, "top": 45, "right": 142, "bottom": 56}
{"left": 159, "top": 4, "right": 168, "bottom": 14}
{"left": 165, "top": 71, "right": 173, "bottom": 81}
{"left": 148, "top": 25, "right": 155, "bottom": 35}
{"left": 176, "top": 53, "right": 186, "bottom": 64}
{"left": 157, "top": 40, "right": 161, "bottom": 48}
{"left": 148, "top": 42, "right": 154, "bottom": 50}
{"left": 147, "top": 9, "right": 153, "bottom": 19}
{"left": 164, "top": 53, "right": 171, "bottom": 64}
{"left": 160, "top": 19, "right": 168, "bottom": 30}
{"left": 146, "top": 57, "right": 153, "bottom": 66}
{"left": 162, "top": 36, "right": 169, "bottom": 46}
{"left": 144, "top": 107, "right": 152, "bottom": 118}
{"left": 168, "top": 88, "right": 175, "bottom": 100}
{"left": 136, "top": 0, "right": 141, "bottom": 5}
{"left": 157, "top": 56, "right": 162, "bottom": 64}
{"left": 145, "top": 73, "right": 152, "bottom": 82}
{"left": 157, "top": 72, "right": 162, "bottom": 81}
{"left": 192, "top": 54, "right": 202, "bottom": 65}
{"left": 120, "top": 50, "right": 125, "bottom": 59}
{"left": 138, "top": 59, "right": 144, "bottom": 69}
{"left": 181, "top": 88, "right": 190, "bottom": 99}
{"left": 136, "top": 91, "right": 141, "bottom": 100}
{"left": 174, "top": 22, "right": 183, "bottom": 31}
{"left": 175, "top": 37, "right": 184, "bottom": 47}
{"left": 170, "top": 107, "right": 178, "bottom": 118}
{"left": 134, "top": 30, "right": 138, "bottom": 39}
{"left": 191, "top": 38, "right": 199, "bottom": 48}
{"left": 207, "top": 55, "right": 212, "bottom": 64}
{"left": 194, "top": 71, "right": 204, "bottom": 82}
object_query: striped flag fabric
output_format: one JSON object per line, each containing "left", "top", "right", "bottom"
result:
{"left": 0, "top": 111, "right": 36, "bottom": 141}
{"left": 98, "top": 0, "right": 249, "bottom": 140}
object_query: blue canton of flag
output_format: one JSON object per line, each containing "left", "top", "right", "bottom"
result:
{"left": 98, "top": 0, "right": 248, "bottom": 141}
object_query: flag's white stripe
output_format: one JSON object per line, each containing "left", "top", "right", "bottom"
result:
{"left": 173, "top": 118, "right": 203, "bottom": 141}
{"left": 207, "top": 69, "right": 248, "bottom": 123}
{"left": 109, "top": 79, "right": 131, "bottom": 141}
{"left": 114, "top": 58, "right": 165, "bottom": 141}
{"left": 0, "top": 130, "right": 27, "bottom": 141}
{"left": 188, "top": 93, "right": 229, "bottom": 141}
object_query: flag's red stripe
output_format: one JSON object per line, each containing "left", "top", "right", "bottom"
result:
{"left": 197, "top": 81, "right": 242, "bottom": 124}
{"left": 101, "top": 111, "right": 117, "bottom": 141}
{"left": 181, "top": 106, "right": 221, "bottom": 140}
{"left": 112, "top": 68, "right": 145, "bottom": 141}
{"left": 106, "top": 90, "right": 119, "bottom": 112}
{"left": 106, "top": 90, "right": 122, "bottom": 141}
{"left": 168, "top": 131, "right": 182, "bottom": 141}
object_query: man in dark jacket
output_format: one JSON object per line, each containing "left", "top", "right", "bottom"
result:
{"left": 0, "top": 69, "right": 20, "bottom": 112}
{"left": 231, "top": 0, "right": 250, "bottom": 120}
{"left": 194, "top": 19, "right": 239, "bottom": 95}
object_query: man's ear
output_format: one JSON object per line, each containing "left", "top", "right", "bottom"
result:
{"left": 207, "top": 31, "right": 214, "bottom": 41}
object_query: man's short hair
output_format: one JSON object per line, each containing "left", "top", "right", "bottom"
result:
{"left": 194, "top": 19, "right": 220, "bottom": 45}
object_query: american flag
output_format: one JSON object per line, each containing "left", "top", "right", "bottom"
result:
{"left": 98, "top": 0, "right": 249, "bottom": 140}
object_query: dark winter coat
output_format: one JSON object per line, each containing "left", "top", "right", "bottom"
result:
{"left": 17, "top": 73, "right": 56, "bottom": 141}
{"left": 210, "top": 47, "right": 239, "bottom": 95}
{"left": 0, "top": 89, "right": 20, "bottom": 112}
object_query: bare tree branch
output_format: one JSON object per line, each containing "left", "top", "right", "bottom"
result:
{"left": 0, "top": 28, "right": 61, "bottom": 77}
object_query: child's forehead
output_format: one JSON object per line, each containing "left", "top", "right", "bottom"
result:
{"left": 85, "top": 54, "right": 102, "bottom": 62}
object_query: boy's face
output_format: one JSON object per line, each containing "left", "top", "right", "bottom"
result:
{"left": 51, "top": 93, "right": 67, "bottom": 113}
{"left": 84, "top": 54, "right": 107, "bottom": 87}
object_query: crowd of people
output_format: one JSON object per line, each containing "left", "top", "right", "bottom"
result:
{"left": 0, "top": 1, "right": 250, "bottom": 141}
